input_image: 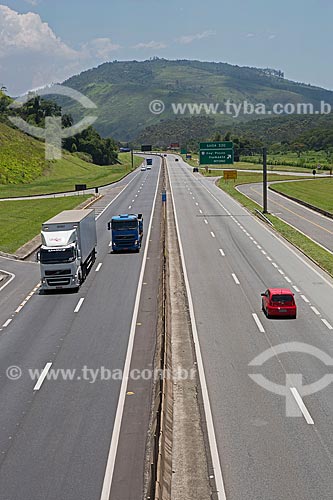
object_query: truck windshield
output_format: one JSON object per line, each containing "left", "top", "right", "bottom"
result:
{"left": 40, "top": 248, "right": 75, "bottom": 264}
{"left": 112, "top": 220, "right": 137, "bottom": 230}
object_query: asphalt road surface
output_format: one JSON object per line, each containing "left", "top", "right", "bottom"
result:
{"left": 168, "top": 155, "right": 333, "bottom": 500}
{"left": 238, "top": 181, "right": 333, "bottom": 253}
{"left": 0, "top": 157, "right": 162, "bottom": 500}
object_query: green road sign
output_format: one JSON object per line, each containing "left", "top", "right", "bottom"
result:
{"left": 181, "top": 148, "right": 187, "bottom": 155}
{"left": 199, "top": 149, "right": 234, "bottom": 165}
{"left": 199, "top": 141, "right": 233, "bottom": 150}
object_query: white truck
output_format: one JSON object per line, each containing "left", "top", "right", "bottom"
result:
{"left": 38, "top": 209, "right": 97, "bottom": 291}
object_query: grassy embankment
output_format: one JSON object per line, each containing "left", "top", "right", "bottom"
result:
{"left": 270, "top": 178, "right": 333, "bottom": 214}
{"left": 0, "top": 196, "right": 90, "bottom": 254}
{"left": 0, "top": 123, "right": 142, "bottom": 197}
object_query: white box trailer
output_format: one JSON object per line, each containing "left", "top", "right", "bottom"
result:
{"left": 39, "top": 209, "right": 97, "bottom": 291}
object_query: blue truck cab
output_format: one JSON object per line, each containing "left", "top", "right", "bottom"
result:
{"left": 108, "top": 214, "right": 143, "bottom": 252}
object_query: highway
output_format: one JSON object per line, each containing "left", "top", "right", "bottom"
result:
{"left": 167, "top": 155, "right": 333, "bottom": 500}
{"left": 0, "top": 157, "right": 162, "bottom": 500}
{"left": 238, "top": 181, "right": 333, "bottom": 253}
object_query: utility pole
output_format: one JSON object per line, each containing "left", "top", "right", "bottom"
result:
{"left": 263, "top": 147, "right": 268, "bottom": 214}
{"left": 131, "top": 146, "right": 134, "bottom": 170}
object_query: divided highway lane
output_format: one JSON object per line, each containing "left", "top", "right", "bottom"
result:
{"left": 0, "top": 163, "right": 146, "bottom": 329}
{"left": 238, "top": 181, "right": 333, "bottom": 253}
{"left": 168, "top": 156, "right": 333, "bottom": 500}
{"left": 0, "top": 157, "right": 161, "bottom": 500}
{"left": 0, "top": 257, "right": 39, "bottom": 328}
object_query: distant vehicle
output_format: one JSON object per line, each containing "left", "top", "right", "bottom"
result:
{"left": 261, "top": 288, "right": 297, "bottom": 318}
{"left": 141, "top": 165, "right": 146, "bottom": 171}
{"left": 193, "top": 167, "right": 199, "bottom": 173}
{"left": 146, "top": 158, "right": 153, "bottom": 169}
{"left": 119, "top": 147, "right": 131, "bottom": 153}
{"left": 175, "top": 158, "right": 179, "bottom": 162}
{"left": 164, "top": 154, "right": 167, "bottom": 157}
{"left": 108, "top": 214, "right": 143, "bottom": 252}
{"left": 38, "top": 210, "right": 97, "bottom": 291}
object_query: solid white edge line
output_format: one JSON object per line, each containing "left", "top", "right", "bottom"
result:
{"left": 100, "top": 162, "right": 161, "bottom": 500}
{"left": 0, "top": 270, "right": 15, "bottom": 292}
{"left": 290, "top": 388, "right": 314, "bottom": 425}
{"left": 3, "top": 318, "right": 12, "bottom": 328}
{"left": 74, "top": 298, "right": 85, "bottom": 313}
{"left": 33, "top": 362, "right": 53, "bottom": 391}
{"left": 96, "top": 263, "right": 103, "bottom": 272}
{"left": 252, "top": 313, "right": 265, "bottom": 333}
{"left": 321, "top": 318, "right": 333, "bottom": 330}
{"left": 168, "top": 163, "right": 227, "bottom": 500}
{"left": 232, "top": 273, "right": 240, "bottom": 285}
{"left": 96, "top": 170, "right": 140, "bottom": 220}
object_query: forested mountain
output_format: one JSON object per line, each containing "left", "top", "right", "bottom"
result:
{"left": 60, "top": 58, "right": 333, "bottom": 140}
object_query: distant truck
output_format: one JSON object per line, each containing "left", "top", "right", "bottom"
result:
{"left": 38, "top": 209, "right": 97, "bottom": 291}
{"left": 108, "top": 214, "right": 143, "bottom": 252}
{"left": 146, "top": 158, "right": 153, "bottom": 168}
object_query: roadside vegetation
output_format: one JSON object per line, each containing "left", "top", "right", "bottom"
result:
{"left": 183, "top": 154, "right": 312, "bottom": 173}
{"left": 0, "top": 92, "right": 142, "bottom": 197}
{"left": 214, "top": 172, "right": 333, "bottom": 277}
{"left": 270, "top": 178, "right": 333, "bottom": 214}
{"left": 0, "top": 152, "right": 142, "bottom": 198}
{"left": 0, "top": 196, "right": 90, "bottom": 254}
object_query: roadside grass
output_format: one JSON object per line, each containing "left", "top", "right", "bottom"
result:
{"left": 0, "top": 152, "right": 143, "bottom": 198}
{"left": 270, "top": 178, "right": 333, "bottom": 214}
{"left": 182, "top": 154, "right": 312, "bottom": 173}
{"left": 216, "top": 173, "right": 333, "bottom": 277}
{"left": 242, "top": 151, "right": 333, "bottom": 169}
{"left": 0, "top": 196, "right": 90, "bottom": 253}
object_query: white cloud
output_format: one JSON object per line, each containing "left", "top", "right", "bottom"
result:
{"left": 24, "top": 0, "right": 40, "bottom": 6}
{"left": 177, "top": 30, "right": 216, "bottom": 45}
{"left": 268, "top": 34, "right": 276, "bottom": 40}
{"left": 246, "top": 33, "right": 255, "bottom": 38}
{"left": 0, "top": 5, "right": 120, "bottom": 95}
{"left": 132, "top": 40, "right": 167, "bottom": 50}
{"left": 82, "top": 38, "right": 121, "bottom": 59}
{"left": 0, "top": 5, "right": 76, "bottom": 57}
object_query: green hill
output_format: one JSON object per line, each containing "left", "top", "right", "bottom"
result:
{"left": 0, "top": 121, "right": 46, "bottom": 184}
{"left": 0, "top": 121, "right": 140, "bottom": 197}
{"left": 60, "top": 58, "right": 333, "bottom": 140}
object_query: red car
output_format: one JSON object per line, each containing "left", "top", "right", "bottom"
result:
{"left": 261, "top": 288, "right": 297, "bottom": 319}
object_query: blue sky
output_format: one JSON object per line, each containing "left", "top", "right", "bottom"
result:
{"left": 1, "top": 0, "right": 332, "bottom": 94}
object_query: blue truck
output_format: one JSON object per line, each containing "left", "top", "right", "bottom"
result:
{"left": 108, "top": 214, "right": 143, "bottom": 252}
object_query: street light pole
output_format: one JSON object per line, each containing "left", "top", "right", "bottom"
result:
{"left": 263, "top": 147, "right": 268, "bottom": 214}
